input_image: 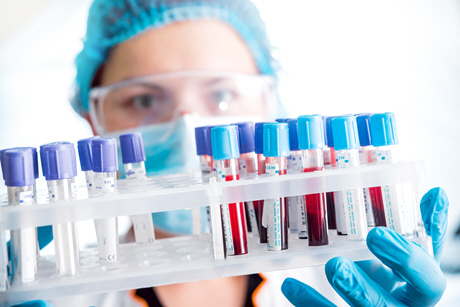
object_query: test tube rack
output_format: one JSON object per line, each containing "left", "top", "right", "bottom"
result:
{"left": 0, "top": 160, "right": 431, "bottom": 305}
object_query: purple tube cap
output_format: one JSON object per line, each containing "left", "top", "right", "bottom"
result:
{"left": 232, "top": 122, "right": 255, "bottom": 154}
{"left": 40, "top": 142, "right": 78, "bottom": 181}
{"left": 92, "top": 138, "right": 118, "bottom": 173}
{"left": 77, "top": 136, "right": 100, "bottom": 171}
{"left": 120, "top": 132, "right": 146, "bottom": 164}
{"left": 3, "top": 148, "right": 35, "bottom": 187}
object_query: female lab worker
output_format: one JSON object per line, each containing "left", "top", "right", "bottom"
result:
{"left": 34, "top": 0, "right": 450, "bottom": 306}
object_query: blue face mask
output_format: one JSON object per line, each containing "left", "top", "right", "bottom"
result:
{"left": 104, "top": 115, "right": 209, "bottom": 236}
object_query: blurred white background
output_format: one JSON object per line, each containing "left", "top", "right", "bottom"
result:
{"left": 0, "top": 0, "right": 459, "bottom": 305}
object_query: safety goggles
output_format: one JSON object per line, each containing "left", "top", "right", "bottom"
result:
{"left": 89, "top": 71, "right": 277, "bottom": 133}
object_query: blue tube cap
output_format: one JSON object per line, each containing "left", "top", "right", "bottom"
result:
{"left": 77, "top": 136, "right": 100, "bottom": 171}
{"left": 255, "top": 122, "right": 274, "bottom": 154}
{"left": 275, "top": 118, "right": 293, "bottom": 123}
{"left": 3, "top": 148, "right": 35, "bottom": 187}
{"left": 195, "top": 126, "right": 210, "bottom": 156}
{"left": 287, "top": 119, "right": 300, "bottom": 151}
{"left": 331, "top": 116, "right": 360, "bottom": 150}
{"left": 233, "top": 122, "right": 255, "bottom": 154}
{"left": 92, "top": 138, "right": 119, "bottom": 173}
{"left": 370, "top": 112, "right": 399, "bottom": 147}
{"left": 325, "top": 116, "right": 338, "bottom": 148}
{"left": 263, "top": 123, "right": 290, "bottom": 157}
{"left": 0, "top": 148, "right": 7, "bottom": 180}
{"left": 40, "top": 142, "right": 78, "bottom": 180}
{"left": 297, "top": 115, "right": 325, "bottom": 150}
{"left": 355, "top": 113, "right": 372, "bottom": 147}
{"left": 211, "top": 125, "right": 240, "bottom": 161}
{"left": 120, "top": 132, "right": 146, "bottom": 164}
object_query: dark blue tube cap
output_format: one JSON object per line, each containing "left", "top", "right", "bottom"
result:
{"left": 255, "top": 122, "right": 274, "bottom": 154}
{"left": 195, "top": 126, "right": 210, "bottom": 156}
{"left": 40, "top": 142, "right": 78, "bottom": 181}
{"left": 211, "top": 125, "right": 240, "bottom": 160}
{"left": 331, "top": 116, "right": 360, "bottom": 150}
{"left": 233, "top": 122, "right": 255, "bottom": 154}
{"left": 286, "top": 119, "right": 300, "bottom": 151}
{"left": 370, "top": 112, "right": 399, "bottom": 147}
{"left": 77, "top": 136, "right": 100, "bottom": 171}
{"left": 120, "top": 132, "right": 146, "bottom": 164}
{"left": 92, "top": 138, "right": 119, "bottom": 173}
{"left": 325, "top": 116, "right": 336, "bottom": 148}
{"left": 263, "top": 123, "right": 290, "bottom": 157}
{"left": 275, "top": 118, "right": 293, "bottom": 123}
{"left": 355, "top": 113, "right": 372, "bottom": 147}
{"left": 3, "top": 148, "right": 35, "bottom": 187}
{"left": 205, "top": 126, "right": 217, "bottom": 156}
{"left": 1, "top": 148, "right": 10, "bottom": 180}
{"left": 29, "top": 147, "right": 39, "bottom": 179}
{"left": 297, "top": 115, "right": 325, "bottom": 150}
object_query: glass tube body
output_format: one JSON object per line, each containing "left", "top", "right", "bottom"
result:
{"left": 199, "top": 154, "right": 213, "bottom": 173}
{"left": 217, "top": 159, "right": 248, "bottom": 256}
{"left": 8, "top": 185, "right": 37, "bottom": 284}
{"left": 264, "top": 156, "right": 288, "bottom": 250}
{"left": 323, "top": 146, "right": 337, "bottom": 230}
{"left": 238, "top": 152, "right": 259, "bottom": 237}
{"left": 335, "top": 149, "right": 368, "bottom": 241}
{"left": 256, "top": 153, "right": 267, "bottom": 243}
{"left": 47, "top": 178, "right": 79, "bottom": 276}
{"left": 359, "top": 146, "right": 376, "bottom": 227}
{"left": 287, "top": 150, "right": 307, "bottom": 239}
{"left": 124, "top": 162, "right": 156, "bottom": 244}
{"left": 301, "top": 149, "right": 329, "bottom": 246}
{"left": 93, "top": 171, "right": 119, "bottom": 262}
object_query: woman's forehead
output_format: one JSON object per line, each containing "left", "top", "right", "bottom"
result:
{"left": 101, "top": 19, "right": 259, "bottom": 86}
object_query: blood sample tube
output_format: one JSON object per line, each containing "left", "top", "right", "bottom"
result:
{"left": 195, "top": 127, "right": 213, "bottom": 173}
{"left": 355, "top": 114, "right": 380, "bottom": 227}
{"left": 233, "top": 122, "right": 259, "bottom": 237}
{"left": 3, "top": 148, "right": 37, "bottom": 284}
{"left": 41, "top": 142, "right": 80, "bottom": 276}
{"left": 262, "top": 123, "right": 289, "bottom": 251}
{"left": 92, "top": 138, "right": 119, "bottom": 262}
{"left": 297, "top": 115, "right": 329, "bottom": 246}
{"left": 120, "top": 132, "right": 155, "bottom": 244}
{"left": 211, "top": 125, "right": 248, "bottom": 256}
{"left": 286, "top": 119, "right": 308, "bottom": 239}
{"left": 331, "top": 116, "right": 368, "bottom": 241}
{"left": 326, "top": 116, "right": 347, "bottom": 235}
{"left": 254, "top": 122, "right": 271, "bottom": 243}
{"left": 322, "top": 116, "right": 337, "bottom": 230}
{"left": 370, "top": 112, "right": 410, "bottom": 235}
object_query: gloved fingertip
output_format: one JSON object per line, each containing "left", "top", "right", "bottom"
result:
{"left": 325, "top": 257, "right": 353, "bottom": 283}
{"left": 282, "top": 277, "right": 336, "bottom": 307}
{"left": 13, "top": 300, "right": 53, "bottom": 307}
{"left": 281, "top": 278, "right": 308, "bottom": 299}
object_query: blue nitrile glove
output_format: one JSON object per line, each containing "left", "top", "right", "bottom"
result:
{"left": 7, "top": 225, "right": 53, "bottom": 260}
{"left": 13, "top": 300, "right": 53, "bottom": 307}
{"left": 281, "top": 187, "right": 449, "bottom": 307}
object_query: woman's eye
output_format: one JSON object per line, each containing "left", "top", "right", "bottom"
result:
{"left": 132, "top": 94, "right": 158, "bottom": 110}
{"left": 212, "top": 90, "right": 235, "bottom": 104}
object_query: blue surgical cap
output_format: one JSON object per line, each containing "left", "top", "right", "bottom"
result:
{"left": 71, "top": 0, "right": 280, "bottom": 116}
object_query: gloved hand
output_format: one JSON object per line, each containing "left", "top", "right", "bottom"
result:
{"left": 281, "top": 187, "right": 449, "bottom": 307}
{"left": 12, "top": 300, "right": 53, "bottom": 307}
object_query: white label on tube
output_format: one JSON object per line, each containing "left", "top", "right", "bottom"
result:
{"left": 94, "top": 177, "right": 115, "bottom": 194}
{"left": 87, "top": 177, "right": 94, "bottom": 192}
{"left": 97, "top": 217, "right": 118, "bottom": 262}
{"left": 363, "top": 188, "right": 375, "bottom": 226}
{"left": 18, "top": 191, "right": 36, "bottom": 282}
{"left": 290, "top": 154, "right": 303, "bottom": 173}
{"left": 265, "top": 163, "right": 281, "bottom": 251}
{"left": 246, "top": 201, "right": 259, "bottom": 237}
{"left": 296, "top": 195, "right": 308, "bottom": 238}
{"left": 238, "top": 159, "right": 248, "bottom": 177}
{"left": 132, "top": 214, "right": 155, "bottom": 244}
{"left": 288, "top": 197, "right": 298, "bottom": 233}
{"left": 213, "top": 161, "right": 220, "bottom": 173}
{"left": 334, "top": 191, "right": 347, "bottom": 235}
{"left": 343, "top": 188, "right": 368, "bottom": 241}
{"left": 126, "top": 168, "right": 146, "bottom": 182}
{"left": 382, "top": 185, "right": 406, "bottom": 234}
{"left": 71, "top": 182, "right": 77, "bottom": 199}
{"left": 221, "top": 203, "right": 234, "bottom": 256}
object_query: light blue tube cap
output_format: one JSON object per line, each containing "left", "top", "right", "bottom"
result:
{"left": 297, "top": 115, "right": 325, "bottom": 150}
{"left": 263, "top": 123, "right": 290, "bottom": 157}
{"left": 211, "top": 125, "right": 240, "bottom": 161}
{"left": 331, "top": 116, "right": 360, "bottom": 150}
{"left": 370, "top": 112, "right": 399, "bottom": 147}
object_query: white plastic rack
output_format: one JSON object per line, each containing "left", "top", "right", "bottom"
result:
{"left": 0, "top": 160, "right": 431, "bottom": 305}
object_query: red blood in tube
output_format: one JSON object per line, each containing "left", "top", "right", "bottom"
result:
{"left": 225, "top": 174, "right": 248, "bottom": 255}
{"left": 326, "top": 192, "right": 337, "bottom": 230}
{"left": 369, "top": 187, "right": 386, "bottom": 227}
{"left": 256, "top": 200, "right": 267, "bottom": 243}
{"left": 280, "top": 196, "right": 289, "bottom": 250}
{"left": 330, "top": 148, "right": 337, "bottom": 166}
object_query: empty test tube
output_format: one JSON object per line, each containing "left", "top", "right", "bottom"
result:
{"left": 3, "top": 148, "right": 37, "bottom": 284}
{"left": 263, "top": 122, "right": 289, "bottom": 251}
{"left": 297, "top": 115, "right": 329, "bottom": 246}
{"left": 331, "top": 116, "right": 368, "bottom": 241}
{"left": 92, "top": 138, "right": 119, "bottom": 262}
{"left": 120, "top": 132, "right": 155, "bottom": 244}
{"left": 41, "top": 142, "right": 79, "bottom": 276}
{"left": 286, "top": 119, "right": 308, "bottom": 239}
{"left": 211, "top": 125, "right": 248, "bottom": 256}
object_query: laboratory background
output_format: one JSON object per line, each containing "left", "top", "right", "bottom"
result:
{"left": 0, "top": 0, "right": 459, "bottom": 305}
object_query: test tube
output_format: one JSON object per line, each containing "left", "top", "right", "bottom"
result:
{"left": 322, "top": 116, "right": 337, "bottom": 230}
{"left": 370, "top": 113, "right": 411, "bottom": 235}
{"left": 195, "top": 127, "right": 213, "bottom": 173}
{"left": 262, "top": 123, "right": 289, "bottom": 251}
{"left": 92, "top": 138, "right": 119, "bottom": 262}
{"left": 326, "top": 116, "right": 347, "bottom": 235}
{"left": 286, "top": 119, "right": 308, "bottom": 239}
{"left": 211, "top": 125, "right": 248, "bottom": 256}
{"left": 331, "top": 116, "right": 368, "bottom": 241}
{"left": 3, "top": 148, "right": 37, "bottom": 284}
{"left": 233, "top": 122, "right": 259, "bottom": 237}
{"left": 41, "top": 142, "right": 79, "bottom": 276}
{"left": 254, "top": 122, "right": 270, "bottom": 243}
{"left": 356, "top": 114, "right": 386, "bottom": 227}
{"left": 120, "top": 132, "right": 155, "bottom": 244}
{"left": 298, "top": 115, "right": 329, "bottom": 246}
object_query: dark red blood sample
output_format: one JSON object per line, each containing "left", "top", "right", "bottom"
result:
{"left": 255, "top": 200, "right": 267, "bottom": 243}
{"left": 279, "top": 169, "right": 287, "bottom": 175}
{"left": 369, "top": 187, "right": 386, "bottom": 227}
{"left": 225, "top": 174, "right": 248, "bottom": 255}
{"left": 326, "top": 192, "right": 337, "bottom": 229}
{"left": 280, "top": 197, "right": 289, "bottom": 250}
